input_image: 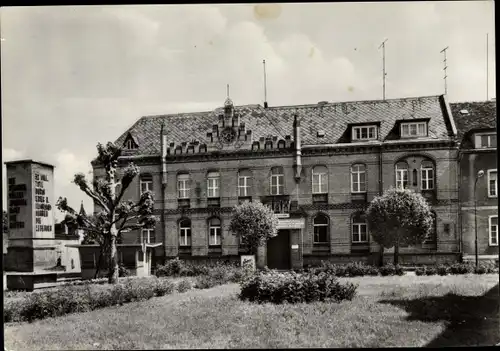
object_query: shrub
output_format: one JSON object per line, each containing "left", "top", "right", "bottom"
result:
{"left": 450, "top": 263, "right": 474, "bottom": 275}
{"left": 436, "top": 264, "right": 449, "bottom": 276}
{"left": 239, "top": 271, "right": 358, "bottom": 304}
{"left": 425, "top": 266, "right": 437, "bottom": 276}
{"left": 177, "top": 279, "right": 192, "bottom": 293}
{"left": 379, "top": 264, "right": 397, "bottom": 276}
{"left": 119, "top": 265, "right": 131, "bottom": 277}
{"left": 474, "top": 265, "right": 487, "bottom": 275}
{"left": 415, "top": 267, "right": 425, "bottom": 276}
{"left": 366, "top": 265, "right": 380, "bottom": 276}
{"left": 344, "top": 262, "right": 367, "bottom": 277}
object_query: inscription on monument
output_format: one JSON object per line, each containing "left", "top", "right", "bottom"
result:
{"left": 8, "top": 177, "right": 27, "bottom": 229}
{"left": 33, "top": 172, "right": 52, "bottom": 232}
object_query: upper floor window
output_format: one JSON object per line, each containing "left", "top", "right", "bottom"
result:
{"left": 238, "top": 170, "right": 252, "bottom": 197}
{"left": 124, "top": 137, "right": 138, "bottom": 150}
{"left": 179, "top": 219, "right": 191, "bottom": 247}
{"left": 395, "top": 162, "right": 409, "bottom": 190}
{"left": 270, "top": 167, "right": 284, "bottom": 195}
{"left": 351, "top": 164, "right": 366, "bottom": 193}
{"left": 140, "top": 174, "right": 153, "bottom": 194}
{"left": 401, "top": 122, "right": 427, "bottom": 138}
{"left": 488, "top": 169, "right": 498, "bottom": 198}
{"left": 489, "top": 215, "right": 498, "bottom": 246}
{"left": 207, "top": 171, "right": 220, "bottom": 198}
{"left": 208, "top": 217, "right": 221, "bottom": 246}
{"left": 421, "top": 161, "right": 435, "bottom": 190}
{"left": 141, "top": 229, "right": 155, "bottom": 244}
{"left": 313, "top": 214, "right": 329, "bottom": 243}
{"left": 312, "top": 166, "right": 328, "bottom": 194}
{"left": 352, "top": 212, "right": 368, "bottom": 243}
{"left": 352, "top": 125, "right": 377, "bottom": 141}
{"left": 177, "top": 174, "right": 190, "bottom": 199}
{"left": 475, "top": 133, "right": 497, "bottom": 148}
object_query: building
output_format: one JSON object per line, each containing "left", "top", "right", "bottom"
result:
{"left": 91, "top": 94, "right": 462, "bottom": 270}
{"left": 451, "top": 101, "right": 498, "bottom": 263}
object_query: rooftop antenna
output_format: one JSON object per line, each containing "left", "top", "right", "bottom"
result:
{"left": 378, "top": 39, "right": 388, "bottom": 100}
{"left": 263, "top": 59, "right": 268, "bottom": 108}
{"left": 486, "top": 33, "right": 489, "bottom": 101}
{"left": 440, "top": 46, "right": 449, "bottom": 96}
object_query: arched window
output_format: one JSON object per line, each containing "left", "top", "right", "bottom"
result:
{"left": 177, "top": 173, "right": 190, "bottom": 199}
{"left": 208, "top": 218, "right": 221, "bottom": 246}
{"left": 140, "top": 174, "right": 153, "bottom": 194}
{"left": 265, "top": 140, "right": 273, "bottom": 150}
{"left": 179, "top": 219, "right": 191, "bottom": 247}
{"left": 395, "top": 162, "right": 409, "bottom": 189}
{"left": 352, "top": 212, "right": 368, "bottom": 243}
{"left": 125, "top": 138, "right": 138, "bottom": 150}
{"left": 312, "top": 166, "right": 328, "bottom": 194}
{"left": 199, "top": 144, "right": 207, "bottom": 153}
{"left": 174, "top": 146, "right": 182, "bottom": 155}
{"left": 421, "top": 160, "right": 435, "bottom": 190}
{"left": 351, "top": 164, "right": 366, "bottom": 193}
{"left": 207, "top": 171, "right": 220, "bottom": 198}
{"left": 313, "top": 214, "right": 329, "bottom": 243}
{"left": 252, "top": 142, "right": 260, "bottom": 151}
{"left": 270, "top": 167, "right": 284, "bottom": 195}
{"left": 277, "top": 140, "right": 286, "bottom": 149}
{"left": 238, "top": 169, "right": 252, "bottom": 197}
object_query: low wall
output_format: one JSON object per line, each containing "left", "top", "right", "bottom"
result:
{"left": 6, "top": 272, "right": 58, "bottom": 291}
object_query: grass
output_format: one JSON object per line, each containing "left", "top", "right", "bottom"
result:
{"left": 4, "top": 274, "right": 499, "bottom": 349}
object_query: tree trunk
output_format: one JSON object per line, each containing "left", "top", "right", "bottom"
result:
{"left": 379, "top": 245, "right": 385, "bottom": 267}
{"left": 394, "top": 241, "right": 399, "bottom": 265}
{"left": 94, "top": 246, "right": 103, "bottom": 279}
{"left": 108, "top": 232, "right": 119, "bottom": 284}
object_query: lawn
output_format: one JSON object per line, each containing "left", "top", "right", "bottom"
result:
{"left": 4, "top": 274, "right": 499, "bottom": 349}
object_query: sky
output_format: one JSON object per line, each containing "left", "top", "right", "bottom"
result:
{"left": 1, "top": 2, "right": 496, "bottom": 220}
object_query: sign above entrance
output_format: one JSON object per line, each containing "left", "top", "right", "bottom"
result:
{"left": 277, "top": 218, "right": 305, "bottom": 229}
{"left": 276, "top": 213, "right": 290, "bottom": 219}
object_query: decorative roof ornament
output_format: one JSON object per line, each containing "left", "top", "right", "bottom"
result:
{"left": 224, "top": 84, "right": 234, "bottom": 107}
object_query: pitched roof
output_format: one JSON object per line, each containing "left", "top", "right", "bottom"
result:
{"left": 114, "top": 95, "right": 454, "bottom": 156}
{"left": 449, "top": 101, "right": 497, "bottom": 140}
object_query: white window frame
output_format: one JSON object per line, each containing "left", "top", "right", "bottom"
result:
{"left": 141, "top": 229, "right": 154, "bottom": 244}
{"left": 209, "top": 219, "right": 221, "bottom": 246}
{"left": 421, "top": 163, "right": 435, "bottom": 190}
{"left": 352, "top": 223, "right": 368, "bottom": 243}
{"left": 475, "top": 132, "right": 497, "bottom": 149}
{"left": 313, "top": 216, "right": 329, "bottom": 243}
{"left": 125, "top": 139, "right": 137, "bottom": 150}
{"left": 238, "top": 173, "right": 251, "bottom": 197}
{"left": 312, "top": 167, "right": 328, "bottom": 194}
{"left": 207, "top": 172, "right": 220, "bottom": 198}
{"left": 179, "top": 220, "right": 191, "bottom": 247}
{"left": 140, "top": 176, "right": 153, "bottom": 194}
{"left": 489, "top": 215, "right": 498, "bottom": 246}
{"left": 177, "top": 174, "right": 190, "bottom": 199}
{"left": 488, "top": 169, "right": 498, "bottom": 198}
{"left": 351, "top": 164, "right": 367, "bottom": 193}
{"left": 401, "top": 122, "right": 427, "bottom": 138}
{"left": 270, "top": 171, "right": 284, "bottom": 195}
{"left": 395, "top": 164, "right": 409, "bottom": 190}
{"left": 352, "top": 125, "right": 378, "bottom": 141}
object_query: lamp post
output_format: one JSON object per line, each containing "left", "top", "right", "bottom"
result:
{"left": 474, "top": 170, "right": 485, "bottom": 268}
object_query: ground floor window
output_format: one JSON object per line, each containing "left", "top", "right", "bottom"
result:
{"left": 209, "top": 218, "right": 221, "bottom": 246}
{"left": 352, "top": 223, "right": 368, "bottom": 243}
{"left": 489, "top": 215, "right": 498, "bottom": 246}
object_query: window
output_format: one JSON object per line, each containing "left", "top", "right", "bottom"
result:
{"left": 270, "top": 167, "right": 284, "bottom": 195}
{"left": 352, "top": 214, "right": 368, "bottom": 243}
{"left": 352, "top": 125, "right": 377, "bottom": 141}
{"left": 209, "top": 218, "right": 221, "bottom": 246}
{"left": 312, "top": 166, "right": 328, "bottom": 194}
{"left": 278, "top": 140, "right": 286, "bottom": 149}
{"left": 476, "top": 133, "right": 497, "bottom": 148}
{"left": 395, "top": 162, "right": 409, "bottom": 189}
{"left": 140, "top": 175, "right": 153, "bottom": 194}
{"left": 421, "top": 161, "right": 435, "bottom": 190}
{"left": 351, "top": 164, "right": 366, "bottom": 193}
{"left": 141, "top": 229, "right": 155, "bottom": 244}
{"left": 177, "top": 174, "right": 190, "bottom": 199}
{"left": 489, "top": 216, "right": 498, "bottom": 246}
{"left": 238, "top": 170, "right": 252, "bottom": 197}
{"left": 207, "top": 171, "right": 220, "bottom": 198}
{"left": 313, "top": 214, "right": 329, "bottom": 243}
{"left": 401, "top": 122, "right": 427, "bottom": 137}
{"left": 125, "top": 138, "right": 138, "bottom": 150}
{"left": 179, "top": 219, "right": 191, "bottom": 247}
{"left": 488, "top": 169, "right": 497, "bottom": 198}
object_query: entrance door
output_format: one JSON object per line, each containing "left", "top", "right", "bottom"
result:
{"left": 266, "top": 230, "right": 291, "bottom": 270}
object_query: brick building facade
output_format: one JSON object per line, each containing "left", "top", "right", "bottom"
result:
{"left": 451, "top": 101, "right": 497, "bottom": 263}
{"left": 92, "top": 94, "right": 466, "bottom": 270}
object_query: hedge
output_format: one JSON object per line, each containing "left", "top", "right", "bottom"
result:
{"left": 415, "top": 262, "right": 498, "bottom": 276}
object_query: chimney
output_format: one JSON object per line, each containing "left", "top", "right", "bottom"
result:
{"left": 293, "top": 113, "right": 302, "bottom": 181}
{"left": 264, "top": 101, "right": 269, "bottom": 109}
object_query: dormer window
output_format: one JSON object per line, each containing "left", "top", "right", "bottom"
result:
{"left": 352, "top": 125, "right": 377, "bottom": 141}
{"left": 124, "top": 138, "right": 138, "bottom": 150}
{"left": 401, "top": 122, "right": 427, "bottom": 138}
{"left": 475, "top": 132, "right": 497, "bottom": 148}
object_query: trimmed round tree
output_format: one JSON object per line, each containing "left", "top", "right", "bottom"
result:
{"left": 366, "top": 187, "right": 433, "bottom": 265}
{"left": 229, "top": 201, "right": 279, "bottom": 255}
